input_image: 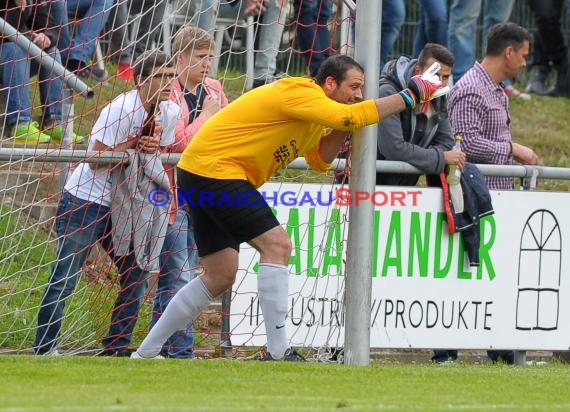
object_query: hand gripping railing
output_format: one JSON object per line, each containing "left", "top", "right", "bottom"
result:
{"left": 0, "top": 17, "right": 94, "bottom": 99}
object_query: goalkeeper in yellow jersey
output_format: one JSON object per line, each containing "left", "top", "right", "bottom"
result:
{"left": 132, "top": 54, "right": 446, "bottom": 361}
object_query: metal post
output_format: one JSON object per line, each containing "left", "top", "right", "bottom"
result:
{"left": 220, "top": 289, "right": 233, "bottom": 358}
{"left": 244, "top": 16, "right": 255, "bottom": 90}
{"left": 522, "top": 166, "right": 539, "bottom": 191}
{"left": 339, "top": 0, "right": 356, "bottom": 56}
{"left": 57, "top": 88, "right": 74, "bottom": 189}
{"left": 514, "top": 165, "right": 539, "bottom": 365}
{"left": 343, "top": 0, "right": 381, "bottom": 366}
{"left": 513, "top": 350, "right": 527, "bottom": 366}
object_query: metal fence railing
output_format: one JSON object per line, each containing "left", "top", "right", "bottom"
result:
{"left": 2, "top": 149, "right": 570, "bottom": 190}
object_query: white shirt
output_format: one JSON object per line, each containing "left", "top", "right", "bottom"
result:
{"left": 65, "top": 90, "right": 179, "bottom": 206}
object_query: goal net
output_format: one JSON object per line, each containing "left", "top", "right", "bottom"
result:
{"left": 0, "top": 0, "right": 355, "bottom": 359}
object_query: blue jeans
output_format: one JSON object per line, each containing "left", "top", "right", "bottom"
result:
{"left": 34, "top": 192, "right": 149, "bottom": 354}
{"left": 129, "top": 0, "right": 167, "bottom": 58}
{"left": 195, "top": 0, "right": 285, "bottom": 79}
{"left": 50, "top": 0, "right": 72, "bottom": 57}
{"left": 151, "top": 208, "right": 198, "bottom": 358}
{"left": 107, "top": 0, "right": 166, "bottom": 63}
{"left": 448, "top": 0, "right": 514, "bottom": 81}
{"left": 254, "top": 0, "right": 286, "bottom": 78}
{"left": 193, "top": 0, "right": 267, "bottom": 32}
{"left": 0, "top": 43, "right": 63, "bottom": 127}
{"left": 293, "top": 0, "right": 332, "bottom": 77}
{"left": 351, "top": 0, "right": 406, "bottom": 70}
{"left": 106, "top": 0, "right": 132, "bottom": 63}
{"left": 188, "top": 0, "right": 218, "bottom": 34}
{"left": 58, "top": 0, "right": 114, "bottom": 64}
{"left": 414, "top": 0, "right": 448, "bottom": 57}
{"left": 380, "top": 0, "right": 406, "bottom": 70}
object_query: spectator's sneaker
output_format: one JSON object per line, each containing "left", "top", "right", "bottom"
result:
{"left": 251, "top": 71, "right": 286, "bottom": 89}
{"left": 117, "top": 62, "right": 134, "bottom": 81}
{"left": 432, "top": 357, "right": 457, "bottom": 365}
{"left": 36, "top": 349, "right": 61, "bottom": 356}
{"left": 11, "top": 121, "right": 51, "bottom": 144}
{"left": 525, "top": 360, "right": 548, "bottom": 366}
{"left": 64, "top": 58, "right": 84, "bottom": 73}
{"left": 546, "top": 86, "right": 570, "bottom": 97}
{"left": 44, "top": 124, "right": 85, "bottom": 145}
{"left": 525, "top": 66, "right": 551, "bottom": 95}
{"left": 159, "top": 349, "right": 196, "bottom": 359}
{"left": 272, "top": 70, "right": 286, "bottom": 80}
{"left": 130, "top": 351, "right": 165, "bottom": 359}
{"left": 504, "top": 85, "right": 531, "bottom": 101}
{"left": 282, "top": 347, "right": 306, "bottom": 361}
{"left": 255, "top": 347, "right": 306, "bottom": 362}
{"left": 79, "top": 66, "right": 108, "bottom": 83}
{"left": 547, "top": 61, "right": 570, "bottom": 97}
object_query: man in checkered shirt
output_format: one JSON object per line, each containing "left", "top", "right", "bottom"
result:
{"left": 449, "top": 22, "right": 539, "bottom": 190}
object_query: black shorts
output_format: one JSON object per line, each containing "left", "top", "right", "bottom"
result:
{"left": 177, "top": 169, "right": 280, "bottom": 256}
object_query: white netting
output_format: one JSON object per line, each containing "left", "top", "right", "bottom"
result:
{"left": 0, "top": 0, "right": 354, "bottom": 358}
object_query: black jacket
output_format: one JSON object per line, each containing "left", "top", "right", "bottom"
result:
{"left": 455, "top": 163, "right": 494, "bottom": 267}
{"left": 376, "top": 56, "right": 455, "bottom": 186}
{"left": 437, "top": 163, "right": 494, "bottom": 267}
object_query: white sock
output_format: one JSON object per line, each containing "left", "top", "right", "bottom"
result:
{"left": 258, "top": 263, "right": 289, "bottom": 359}
{"left": 137, "top": 276, "right": 213, "bottom": 358}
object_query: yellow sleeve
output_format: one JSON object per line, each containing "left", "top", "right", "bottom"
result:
{"left": 304, "top": 143, "right": 331, "bottom": 172}
{"left": 280, "top": 81, "right": 380, "bottom": 131}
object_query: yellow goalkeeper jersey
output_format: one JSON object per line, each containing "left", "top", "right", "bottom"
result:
{"left": 177, "top": 77, "right": 380, "bottom": 188}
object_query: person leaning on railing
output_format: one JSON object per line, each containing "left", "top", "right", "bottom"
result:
{"left": 375, "top": 42, "right": 466, "bottom": 364}
{"left": 33, "top": 50, "right": 178, "bottom": 356}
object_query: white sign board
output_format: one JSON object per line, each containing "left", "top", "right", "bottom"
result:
{"left": 230, "top": 183, "right": 570, "bottom": 350}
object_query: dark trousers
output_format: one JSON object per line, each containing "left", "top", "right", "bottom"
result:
{"left": 432, "top": 349, "right": 514, "bottom": 364}
{"left": 528, "top": 0, "right": 567, "bottom": 66}
{"left": 130, "top": 0, "right": 167, "bottom": 59}
{"left": 293, "top": 0, "right": 332, "bottom": 77}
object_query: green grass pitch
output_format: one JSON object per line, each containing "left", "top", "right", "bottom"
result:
{"left": 1, "top": 356, "right": 570, "bottom": 411}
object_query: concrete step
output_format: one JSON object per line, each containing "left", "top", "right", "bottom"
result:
{"left": 0, "top": 140, "right": 88, "bottom": 220}
{"left": 0, "top": 169, "right": 58, "bottom": 199}
{"left": 13, "top": 199, "right": 58, "bottom": 223}
{"left": 0, "top": 152, "right": 63, "bottom": 221}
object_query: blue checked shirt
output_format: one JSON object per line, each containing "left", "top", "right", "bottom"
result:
{"left": 449, "top": 62, "right": 514, "bottom": 190}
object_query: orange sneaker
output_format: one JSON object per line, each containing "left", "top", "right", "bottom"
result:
{"left": 117, "top": 62, "right": 134, "bottom": 81}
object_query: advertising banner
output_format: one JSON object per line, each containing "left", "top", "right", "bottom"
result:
{"left": 230, "top": 183, "right": 570, "bottom": 350}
